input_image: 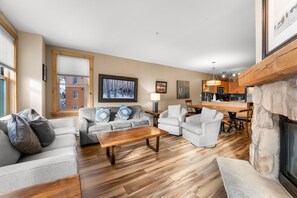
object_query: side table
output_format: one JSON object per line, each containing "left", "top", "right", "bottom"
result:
{"left": 145, "top": 110, "right": 163, "bottom": 127}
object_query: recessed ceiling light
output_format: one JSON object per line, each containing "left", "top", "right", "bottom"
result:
{"left": 155, "top": 32, "right": 160, "bottom": 35}
{"left": 232, "top": 73, "right": 236, "bottom": 77}
{"left": 238, "top": 72, "right": 241, "bottom": 75}
{"left": 222, "top": 74, "right": 226, "bottom": 78}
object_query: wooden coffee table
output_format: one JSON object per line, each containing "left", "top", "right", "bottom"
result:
{"left": 96, "top": 126, "right": 168, "bottom": 165}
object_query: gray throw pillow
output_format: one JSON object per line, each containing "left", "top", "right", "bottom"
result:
{"left": 8, "top": 114, "right": 42, "bottom": 155}
{"left": 18, "top": 108, "right": 40, "bottom": 122}
{"left": 0, "top": 130, "right": 21, "bottom": 167}
{"left": 29, "top": 116, "right": 56, "bottom": 147}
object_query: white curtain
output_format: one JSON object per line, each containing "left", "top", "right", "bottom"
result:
{"left": 0, "top": 26, "right": 15, "bottom": 70}
{"left": 57, "top": 55, "right": 89, "bottom": 76}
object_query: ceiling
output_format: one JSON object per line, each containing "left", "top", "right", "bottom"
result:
{"left": 0, "top": 0, "right": 255, "bottom": 74}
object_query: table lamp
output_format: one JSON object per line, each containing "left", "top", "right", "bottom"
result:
{"left": 150, "top": 93, "right": 160, "bottom": 112}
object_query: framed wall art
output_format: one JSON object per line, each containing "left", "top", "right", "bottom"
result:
{"left": 155, "top": 81, "right": 167, "bottom": 94}
{"left": 98, "top": 74, "right": 138, "bottom": 102}
{"left": 176, "top": 80, "right": 189, "bottom": 99}
{"left": 42, "top": 64, "right": 47, "bottom": 82}
{"left": 263, "top": 0, "right": 297, "bottom": 57}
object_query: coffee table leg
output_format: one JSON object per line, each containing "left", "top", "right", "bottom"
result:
{"left": 146, "top": 136, "right": 160, "bottom": 152}
{"left": 106, "top": 147, "right": 110, "bottom": 157}
{"left": 156, "top": 136, "right": 160, "bottom": 152}
{"left": 111, "top": 146, "right": 115, "bottom": 165}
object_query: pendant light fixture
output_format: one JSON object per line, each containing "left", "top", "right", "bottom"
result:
{"left": 206, "top": 62, "right": 221, "bottom": 86}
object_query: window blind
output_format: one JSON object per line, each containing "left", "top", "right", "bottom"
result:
{"left": 0, "top": 26, "right": 15, "bottom": 70}
{"left": 57, "top": 55, "right": 90, "bottom": 77}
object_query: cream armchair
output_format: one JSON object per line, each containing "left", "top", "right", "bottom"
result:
{"left": 182, "top": 107, "right": 224, "bottom": 147}
{"left": 158, "top": 104, "right": 187, "bottom": 135}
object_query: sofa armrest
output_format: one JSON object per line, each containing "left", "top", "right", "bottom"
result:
{"left": 140, "top": 112, "right": 154, "bottom": 126}
{"left": 159, "top": 110, "right": 168, "bottom": 118}
{"left": 48, "top": 118, "right": 75, "bottom": 129}
{"left": 0, "top": 155, "right": 77, "bottom": 193}
{"left": 186, "top": 114, "right": 201, "bottom": 122}
{"left": 201, "top": 118, "right": 223, "bottom": 136}
{"left": 178, "top": 108, "right": 187, "bottom": 123}
{"left": 78, "top": 118, "right": 88, "bottom": 134}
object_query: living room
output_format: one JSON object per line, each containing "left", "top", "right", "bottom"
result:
{"left": 1, "top": 0, "right": 297, "bottom": 197}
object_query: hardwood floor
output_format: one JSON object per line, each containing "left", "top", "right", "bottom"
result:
{"left": 78, "top": 130, "right": 251, "bottom": 198}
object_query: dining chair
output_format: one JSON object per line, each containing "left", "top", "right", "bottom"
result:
{"left": 232, "top": 108, "right": 253, "bottom": 137}
{"left": 185, "top": 99, "right": 196, "bottom": 117}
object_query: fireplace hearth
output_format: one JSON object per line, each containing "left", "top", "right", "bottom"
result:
{"left": 280, "top": 116, "right": 297, "bottom": 197}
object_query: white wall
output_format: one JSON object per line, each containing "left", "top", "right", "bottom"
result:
{"left": 17, "top": 31, "right": 46, "bottom": 116}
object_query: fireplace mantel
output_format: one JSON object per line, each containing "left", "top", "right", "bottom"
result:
{"left": 239, "top": 39, "right": 297, "bottom": 87}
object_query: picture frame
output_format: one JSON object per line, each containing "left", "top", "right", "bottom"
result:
{"left": 263, "top": 0, "right": 297, "bottom": 58}
{"left": 176, "top": 80, "right": 190, "bottom": 99}
{"left": 98, "top": 74, "right": 138, "bottom": 102}
{"left": 42, "top": 64, "right": 47, "bottom": 82}
{"left": 155, "top": 81, "right": 167, "bottom": 94}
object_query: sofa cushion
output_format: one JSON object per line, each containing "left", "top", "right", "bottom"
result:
{"left": 115, "top": 105, "right": 132, "bottom": 120}
{"left": 182, "top": 122, "right": 202, "bottom": 135}
{"left": 0, "top": 130, "right": 21, "bottom": 167}
{"left": 158, "top": 117, "right": 180, "bottom": 126}
{"left": 200, "top": 107, "right": 217, "bottom": 123}
{"left": 131, "top": 119, "right": 149, "bottom": 128}
{"left": 110, "top": 120, "right": 132, "bottom": 130}
{"left": 29, "top": 116, "right": 55, "bottom": 147}
{"left": 41, "top": 134, "right": 76, "bottom": 152}
{"left": 54, "top": 127, "right": 76, "bottom": 136}
{"left": 168, "top": 105, "right": 181, "bottom": 118}
{"left": 89, "top": 123, "right": 112, "bottom": 134}
{"left": 18, "top": 147, "right": 76, "bottom": 163}
{"left": 8, "top": 114, "right": 42, "bottom": 155}
{"left": 18, "top": 108, "right": 40, "bottom": 122}
{"left": 95, "top": 108, "right": 111, "bottom": 123}
{"left": 129, "top": 105, "right": 142, "bottom": 119}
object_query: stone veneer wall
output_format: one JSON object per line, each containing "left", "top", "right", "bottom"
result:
{"left": 250, "top": 78, "right": 297, "bottom": 180}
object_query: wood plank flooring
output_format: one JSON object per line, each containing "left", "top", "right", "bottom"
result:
{"left": 78, "top": 130, "right": 251, "bottom": 198}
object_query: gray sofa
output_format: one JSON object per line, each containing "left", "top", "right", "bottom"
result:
{"left": 0, "top": 117, "right": 78, "bottom": 194}
{"left": 79, "top": 105, "right": 153, "bottom": 146}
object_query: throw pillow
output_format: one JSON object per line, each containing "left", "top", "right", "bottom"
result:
{"left": 0, "top": 130, "right": 21, "bottom": 167}
{"left": 18, "top": 108, "right": 40, "bottom": 122}
{"left": 29, "top": 116, "right": 56, "bottom": 147}
{"left": 115, "top": 105, "right": 132, "bottom": 120}
{"left": 200, "top": 107, "right": 217, "bottom": 122}
{"left": 8, "top": 114, "right": 42, "bottom": 155}
{"left": 168, "top": 104, "right": 181, "bottom": 117}
{"left": 95, "top": 108, "right": 111, "bottom": 123}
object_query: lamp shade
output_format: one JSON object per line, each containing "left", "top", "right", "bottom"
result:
{"left": 206, "top": 80, "right": 221, "bottom": 86}
{"left": 150, "top": 93, "right": 160, "bottom": 101}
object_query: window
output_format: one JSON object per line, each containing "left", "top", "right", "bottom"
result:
{"left": 0, "top": 24, "right": 17, "bottom": 117}
{"left": 52, "top": 50, "right": 93, "bottom": 116}
{"left": 73, "top": 91, "right": 78, "bottom": 99}
{"left": 73, "top": 77, "right": 78, "bottom": 84}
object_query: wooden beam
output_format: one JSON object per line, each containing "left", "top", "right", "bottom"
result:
{"left": 239, "top": 39, "right": 297, "bottom": 86}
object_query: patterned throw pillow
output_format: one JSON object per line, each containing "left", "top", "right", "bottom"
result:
{"left": 7, "top": 114, "right": 42, "bottom": 155}
{"left": 116, "top": 106, "right": 132, "bottom": 120}
{"left": 95, "top": 108, "right": 111, "bottom": 123}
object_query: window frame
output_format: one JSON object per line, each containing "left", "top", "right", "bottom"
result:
{"left": 0, "top": 18, "right": 18, "bottom": 116}
{"left": 73, "top": 91, "right": 78, "bottom": 99}
{"left": 51, "top": 50, "right": 94, "bottom": 117}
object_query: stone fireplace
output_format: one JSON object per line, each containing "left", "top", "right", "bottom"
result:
{"left": 250, "top": 78, "right": 297, "bottom": 181}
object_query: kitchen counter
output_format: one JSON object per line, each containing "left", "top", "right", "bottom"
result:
{"left": 202, "top": 101, "right": 252, "bottom": 108}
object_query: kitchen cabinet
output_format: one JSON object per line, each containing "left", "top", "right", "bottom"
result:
{"left": 228, "top": 81, "right": 245, "bottom": 94}
{"left": 202, "top": 80, "right": 245, "bottom": 94}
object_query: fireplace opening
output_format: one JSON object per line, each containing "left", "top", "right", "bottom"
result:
{"left": 279, "top": 115, "right": 297, "bottom": 197}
